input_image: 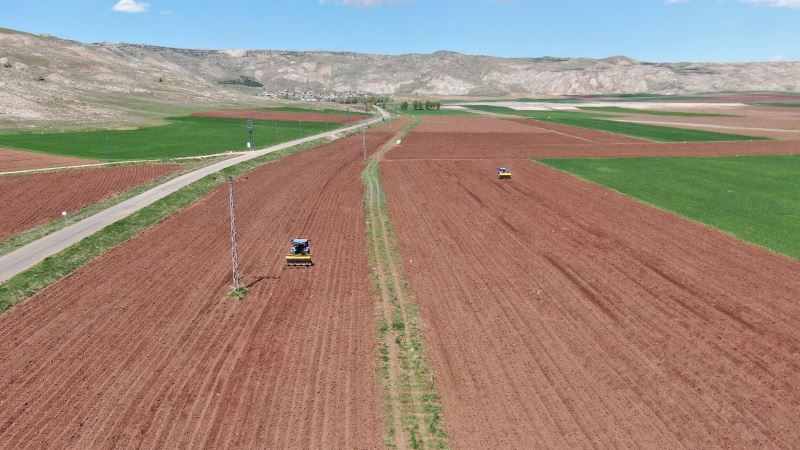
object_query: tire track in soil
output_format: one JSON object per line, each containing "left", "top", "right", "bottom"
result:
{"left": 365, "top": 117, "right": 449, "bottom": 449}
{"left": 380, "top": 120, "right": 800, "bottom": 448}
{"left": 0, "top": 124, "right": 400, "bottom": 448}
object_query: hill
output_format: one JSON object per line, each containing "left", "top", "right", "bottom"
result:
{"left": 2, "top": 27, "right": 799, "bottom": 127}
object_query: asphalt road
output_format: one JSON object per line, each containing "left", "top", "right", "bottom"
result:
{"left": 0, "top": 108, "right": 389, "bottom": 283}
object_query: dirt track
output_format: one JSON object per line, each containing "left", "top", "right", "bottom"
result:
{"left": 0, "top": 125, "right": 398, "bottom": 448}
{"left": 193, "top": 109, "right": 366, "bottom": 124}
{"left": 381, "top": 156, "right": 800, "bottom": 448}
{"left": 0, "top": 148, "right": 96, "bottom": 172}
{"left": 0, "top": 164, "right": 181, "bottom": 240}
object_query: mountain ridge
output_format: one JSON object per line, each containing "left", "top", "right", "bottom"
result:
{"left": 2, "top": 27, "right": 799, "bottom": 127}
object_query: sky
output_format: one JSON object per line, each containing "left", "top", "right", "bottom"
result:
{"left": 2, "top": 0, "right": 799, "bottom": 62}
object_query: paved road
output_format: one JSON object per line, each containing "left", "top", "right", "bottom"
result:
{"left": 0, "top": 108, "right": 389, "bottom": 283}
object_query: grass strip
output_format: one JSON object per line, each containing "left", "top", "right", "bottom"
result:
{"left": 363, "top": 117, "right": 449, "bottom": 449}
{"left": 538, "top": 154, "right": 800, "bottom": 259}
{"left": 579, "top": 106, "right": 737, "bottom": 117}
{"left": 754, "top": 103, "right": 800, "bottom": 108}
{"left": 0, "top": 138, "right": 328, "bottom": 314}
{"left": 465, "top": 105, "right": 768, "bottom": 142}
{"left": 0, "top": 116, "right": 343, "bottom": 160}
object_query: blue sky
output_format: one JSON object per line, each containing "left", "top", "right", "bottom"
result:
{"left": 3, "top": 0, "right": 799, "bottom": 62}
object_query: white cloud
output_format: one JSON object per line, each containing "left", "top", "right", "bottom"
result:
{"left": 743, "top": 0, "right": 800, "bottom": 7}
{"left": 112, "top": 0, "right": 150, "bottom": 13}
{"left": 320, "top": 0, "right": 410, "bottom": 6}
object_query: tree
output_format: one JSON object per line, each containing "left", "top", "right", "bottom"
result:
{"left": 400, "top": 101, "right": 409, "bottom": 110}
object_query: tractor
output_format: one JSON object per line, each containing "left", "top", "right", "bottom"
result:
{"left": 285, "top": 238, "right": 313, "bottom": 267}
{"left": 497, "top": 167, "right": 511, "bottom": 180}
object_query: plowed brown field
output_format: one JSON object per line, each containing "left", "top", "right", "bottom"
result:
{"left": 381, "top": 157, "right": 800, "bottom": 448}
{"left": 386, "top": 116, "right": 800, "bottom": 160}
{"left": 0, "top": 148, "right": 96, "bottom": 172}
{"left": 380, "top": 115, "right": 800, "bottom": 447}
{"left": 193, "top": 109, "right": 366, "bottom": 124}
{"left": 0, "top": 125, "right": 399, "bottom": 448}
{"left": 0, "top": 164, "right": 181, "bottom": 240}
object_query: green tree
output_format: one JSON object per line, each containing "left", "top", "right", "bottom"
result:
{"left": 400, "top": 101, "right": 409, "bottom": 110}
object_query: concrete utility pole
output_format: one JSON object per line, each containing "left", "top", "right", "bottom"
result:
{"left": 362, "top": 127, "right": 367, "bottom": 162}
{"left": 247, "top": 118, "right": 254, "bottom": 150}
{"left": 227, "top": 177, "right": 242, "bottom": 294}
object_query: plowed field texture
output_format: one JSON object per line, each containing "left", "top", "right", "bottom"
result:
{"left": 386, "top": 116, "right": 800, "bottom": 160}
{"left": 0, "top": 164, "right": 181, "bottom": 240}
{"left": 379, "top": 116, "right": 800, "bottom": 448}
{"left": 0, "top": 148, "right": 96, "bottom": 172}
{"left": 0, "top": 124, "right": 398, "bottom": 448}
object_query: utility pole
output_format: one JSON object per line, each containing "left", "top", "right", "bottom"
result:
{"left": 247, "top": 118, "right": 254, "bottom": 150}
{"left": 362, "top": 127, "right": 367, "bottom": 162}
{"left": 228, "top": 177, "right": 243, "bottom": 296}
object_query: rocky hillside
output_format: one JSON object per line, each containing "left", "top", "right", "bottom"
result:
{"left": 2, "top": 27, "right": 800, "bottom": 126}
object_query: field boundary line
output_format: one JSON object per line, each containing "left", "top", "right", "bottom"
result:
{"left": 363, "top": 116, "right": 450, "bottom": 449}
{"left": 0, "top": 152, "right": 242, "bottom": 176}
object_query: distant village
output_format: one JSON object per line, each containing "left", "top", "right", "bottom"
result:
{"left": 264, "top": 88, "right": 366, "bottom": 104}
{"left": 263, "top": 88, "right": 391, "bottom": 108}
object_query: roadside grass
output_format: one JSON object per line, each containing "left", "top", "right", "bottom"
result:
{"left": 363, "top": 117, "right": 449, "bottom": 449}
{"left": 579, "top": 106, "right": 737, "bottom": 117}
{"left": 465, "top": 105, "right": 768, "bottom": 142}
{"left": 0, "top": 116, "right": 343, "bottom": 160}
{"left": 754, "top": 103, "right": 800, "bottom": 108}
{"left": 0, "top": 138, "right": 328, "bottom": 314}
{"left": 0, "top": 160, "right": 223, "bottom": 258}
{"left": 538, "top": 154, "right": 800, "bottom": 259}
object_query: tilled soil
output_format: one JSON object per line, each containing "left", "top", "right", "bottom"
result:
{"left": 381, "top": 157, "right": 800, "bottom": 449}
{"left": 599, "top": 106, "right": 800, "bottom": 140}
{"left": 385, "top": 116, "right": 800, "bottom": 160}
{"left": 0, "top": 125, "right": 398, "bottom": 448}
{"left": 192, "top": 109, "right": 366, "bottom": 124}
{"left": 504, "top": 118, "right": 646, "bottom": 144}
{"left": 0, "top": 164, "right": 181, "bottom": 240}
{"left": 0, "top": 148, "right": 96, "bottom": 172}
